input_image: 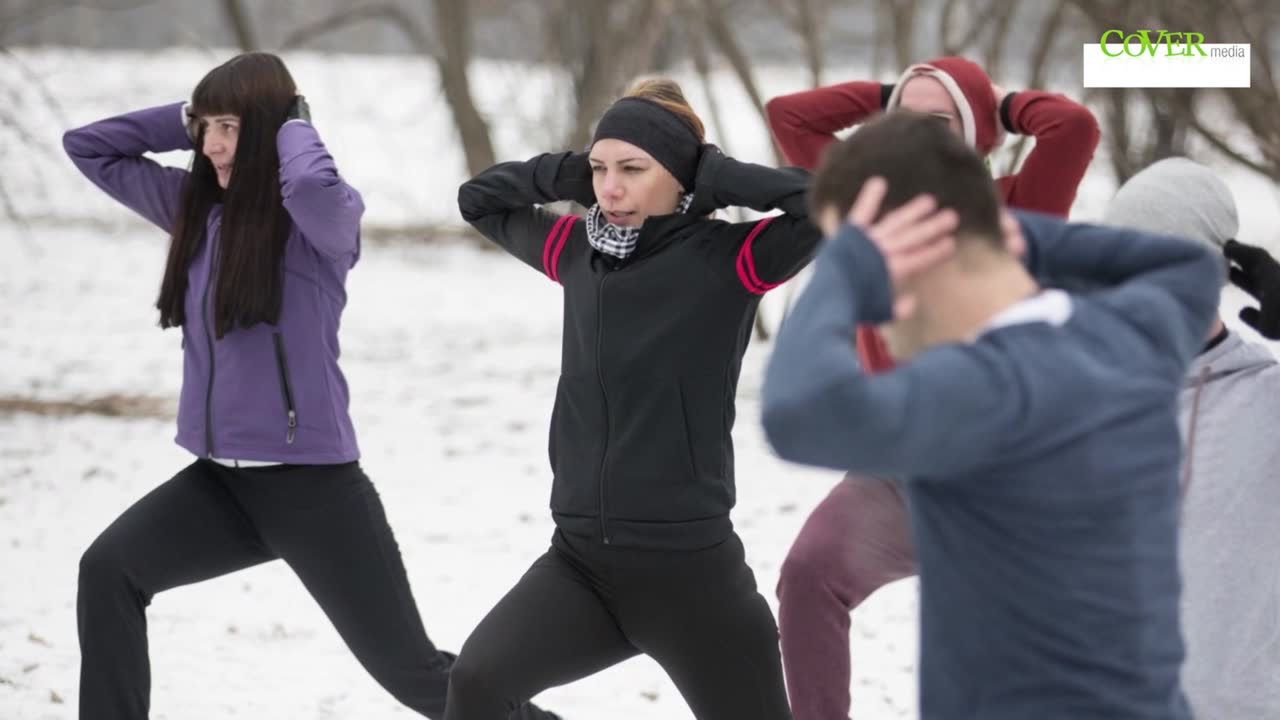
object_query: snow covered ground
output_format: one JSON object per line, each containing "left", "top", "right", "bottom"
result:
{"left": 0, "top": 227, "right": 915, "bottom": 720}
{"left": 2, "top": 47, "right": 1279, "bottom": 720}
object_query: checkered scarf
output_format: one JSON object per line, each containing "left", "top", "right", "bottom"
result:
{"left": 585, "top": 193, "right": 695, "bottom": 260}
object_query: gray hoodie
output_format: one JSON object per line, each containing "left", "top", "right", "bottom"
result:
{"left": 1106, "top": 157, "right": 1280, "bottom": 718}
{"left": 1179, "top": 333, "right": 1280, "bottom": 719}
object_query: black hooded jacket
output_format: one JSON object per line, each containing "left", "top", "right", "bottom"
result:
{"left": 458, "top": 148, "right": 820, "bottom": 549}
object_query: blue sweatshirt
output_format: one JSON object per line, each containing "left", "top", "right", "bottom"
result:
{"left": 762, "top": 211, "right": 1221, "bottom": 720}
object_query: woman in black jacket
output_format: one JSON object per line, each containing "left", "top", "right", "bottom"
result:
{"left": 449, "top": 78, "right": 820, "bottom": 719}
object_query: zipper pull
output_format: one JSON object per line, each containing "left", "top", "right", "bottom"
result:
{"left": 287, "top": 410, "right": 297, "bottom": 445}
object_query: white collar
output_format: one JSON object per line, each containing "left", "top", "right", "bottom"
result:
{"left": 977, "top": 289, "right": 1073, "bottom": 338}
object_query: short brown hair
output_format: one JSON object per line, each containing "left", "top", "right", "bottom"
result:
{"left": 624, "top": 77, "right": 707, "bottom": 143}
{"left": 809, "top": 110, "right": 1001, "bottom": 246}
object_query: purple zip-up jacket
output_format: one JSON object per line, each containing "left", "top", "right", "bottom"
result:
{"left": 63, "top": 102, "right": 364, "bottom": 464}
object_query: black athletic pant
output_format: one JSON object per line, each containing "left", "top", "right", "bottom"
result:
{"left": 445, "top": 529, "right": 792, "bottom": 719}
{"left": 76, "top": 459, "right": 556, "bottom": 720}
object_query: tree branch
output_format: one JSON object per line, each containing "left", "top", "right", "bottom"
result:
{"left": 279, "top": 3, "right": 433, "bottom": 56}
{"left": 1189, "top": 114, "right": 1274, "bottom": 178}
{"left": 434, "top": 0, "right": 496, "bottom": 176}
{"left": 1001, "top": 0, "right": 1067, "bottom": 176}
{"left": 940, "top": 0, "right": 990, "bottom": 56}
{"left": 219, "top": 0, "right": 257, "bottom": 51}
{"left": 766, "top": 0, "right": 825, "bottom": 86}
{"left": 698, "top": 0, "right": 782, "bottom": 163}
{"left": 888, "top": 0, "right": 918, "bottom": 69}
{"left": 980, "top": 0, "right": 1018, "bottom": 76}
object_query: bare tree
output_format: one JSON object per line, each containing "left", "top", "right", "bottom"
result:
{"left": 0, "top": 44, "right": 67, "bottom": 224}
{"left": 1068, "top": 0, "right": 1279, "bottom": 182}
{"left": 997, "top": 0, "right": 1069, "bottom": 176}
{"left": 935, "top": 0, "right": 1024, "bottom": 76}
{"left": 685, "top": 20, "right": 733, "bottom": 153}
{"left": 219, "top": 0, "right": 257, "bottom": 51}
{"left": 1185, "top": 0, "right": 1280, "bottom": 178}
{"left": 681, "top": 20, "right": 778, "bottom": 339}
{"left": 0, "top": 0, "right": 156, "bottom": 43}
{"left": 546, "top": 0, "right": 677, "bottom": 152}
{"left": 979, "top": 0, "right": 1019, "bottom": 75}
{"left": 939, "top": 0, "right": 989, "bottom": 56}
{"left": 281, "top": 1, "right": 496, "bottom": 177}
{"left": 883, "top": 0, "right": 919, "bottom": 70}
{"left": 767, "top": 0, "right": 829, "bottom": 87}
{"left": 691, "top": 0, "right": 783, "bottom": 164}
{"left": 433, "top": 0, "right": 496, "bottom": 176}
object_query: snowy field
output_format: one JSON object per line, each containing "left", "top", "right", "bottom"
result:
{"left": 2, "top": 47, "right": 1279, "bottom": 719}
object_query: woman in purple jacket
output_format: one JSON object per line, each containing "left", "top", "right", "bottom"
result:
{"left": 63, "top": 52, "right": 556, "bottom": 720}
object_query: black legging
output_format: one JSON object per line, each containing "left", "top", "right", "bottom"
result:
{"left": 445, "top": 529, "right": 792, "bottom": 720}
{"left": 76, "top": 459, "right": 557, "bottom": 720}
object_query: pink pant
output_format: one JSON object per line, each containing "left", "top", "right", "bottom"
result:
{"left": 776, "top": 474, "right": 917, "bottom": 720}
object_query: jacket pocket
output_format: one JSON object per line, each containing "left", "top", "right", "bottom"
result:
{"left": 679, "top": 373, "right": 733, "bottom": 501}
{"left": 548, "top": 373, "right": 603, "bottom": 516}
{"left": 272, "top": 332, "right": 298, "bottom": 445}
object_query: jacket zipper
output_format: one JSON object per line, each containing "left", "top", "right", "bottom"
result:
{"left": 595, "top": 271, "right": 613, "bottom": 544}
{"left": 272, "top": 332, "right": 298, "bottom": 445}
{"left": 202, "top": 236, "right": 217, "bottom": 458}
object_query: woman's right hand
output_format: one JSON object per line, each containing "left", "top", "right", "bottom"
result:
{"left": 1225, "top": 239, "right": 1280, "bottom": 339}
{"left": 287, "top": 95, "right": 311, "bottom": 123}
{"left": 181, "top": 102, "right": 199, "bottom": 144}
{"left": 687, "top": 143, "right": 728, "bottom": 216}
{"left": 556, "top": 151, "right": 597, "bottom": 208}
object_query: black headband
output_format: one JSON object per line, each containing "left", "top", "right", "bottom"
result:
{"left": 592, "top": 96, "right": 700, "bottom": 190}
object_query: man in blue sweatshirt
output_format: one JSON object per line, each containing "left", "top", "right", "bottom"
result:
{"left": 761, "top": 111, "right": 1222, "bottom": 720}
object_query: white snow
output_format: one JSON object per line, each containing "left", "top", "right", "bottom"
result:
{"left": 0, "top": 226, "right": 917, "bottom": 720}
{"left": 2, "top": 46, "right": 1277, "bottom": 720}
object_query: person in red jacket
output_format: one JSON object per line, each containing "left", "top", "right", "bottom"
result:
{"left": 765, "top": 56, "right": 1100, "bottom": 720}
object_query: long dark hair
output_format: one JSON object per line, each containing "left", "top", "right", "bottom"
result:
{"left": 156, "top": 52, "right": 297, "bottom": 338}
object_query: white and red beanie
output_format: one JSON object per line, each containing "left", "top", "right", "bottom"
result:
{"left": 885, "top": 56, "right": 1005, "bottom": 156}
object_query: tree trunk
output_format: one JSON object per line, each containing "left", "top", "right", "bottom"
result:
{"left": 889, "top": 0, "right": 917, "bottom": 70}
{"left": 981, "top": 0, "right": 1018, "bottom": 77}
{"left": 1104, "top": 88, "right": 1135, "bottom": 183}
{"left": 698, "top": 0, "right": 783, "bottom": 164}
{"left": 433, "top": 0, "right": 496, "bottom": 176}
{"left": 278, "top": 2, "right": 499, "bottom": 181}
{"left": 768, "top": 0, "right": 827, "bottom": 87}
{"left": 219, "top": 0, "right": 257, "bottom": 51}
{"left": 558, "top": 0, "right": 674, "bottom": 151}
{"left": 686, "top": 21, "right": 733, "bottom": 153}
{"left": 1000, "top": 0, "right": 1067, "bottom": 176}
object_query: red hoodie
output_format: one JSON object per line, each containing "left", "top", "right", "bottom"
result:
{"left": 766, "top": 57, "right": 1101, "bottom": 371}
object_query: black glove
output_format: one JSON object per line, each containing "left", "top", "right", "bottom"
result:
{"left": 181, "top": 101, "right": 200, "bottom": 144}
{"left": 286, "top": 95, "right": 311, "bottom": 123}
{"left": 686, "top": 143, "right": 728, "bottom": 217}
{"left": 555, "top": 151, "right": 598, "bottom": 208}
{"left": 1224, "top": 239, "right": 1280, "bottom": 339}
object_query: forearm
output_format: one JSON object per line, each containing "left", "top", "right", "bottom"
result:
{"left": 61, "top": 103, "right": 192, "bottom": 230}
{"left": 1020, "top": 211, "right": 1210, "bottom": 287}
{"left": 762, "top": 227, "right": 897, "bottom": 470}
{"left": 458, "top": 152, "right": 591, "bottom": 221}
{"left": 63, "top": 102, "right": 193, "bottom": 162}
{"left": 999, "top": 91, "right": 1100, "bottom": 216}
{"left": 277, "top": 122, "right": 364, "bottom": 258}
{"left": 699, "top": 155, "right": 811, "bottom": 217}
{"left": 766, "top": 81, "right": 891, "bottom": 169}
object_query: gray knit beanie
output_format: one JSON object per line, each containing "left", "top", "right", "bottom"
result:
{"left": 1103, "top": 157, "right": 1237, "bottom": 285}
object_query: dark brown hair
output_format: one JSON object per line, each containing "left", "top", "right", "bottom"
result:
{"left": 623, "top": 77, "right": 707, "bottom": 142}
{"left": 157, "top": 52, "right": 297, "bottom": 338}
{"left": 809, "top": 109, "right": 1001, "bottom": 246}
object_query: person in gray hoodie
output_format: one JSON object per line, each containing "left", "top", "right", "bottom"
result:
{"left": 1103, "top": 157, "right": 1280, "bottom": 719}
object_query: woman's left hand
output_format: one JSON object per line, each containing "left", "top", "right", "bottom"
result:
{"left": 687, "top": 143, "right": 727, "bottom": 216}
{"left": 287, "top": 95, "right": 311, "bottom": 123}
